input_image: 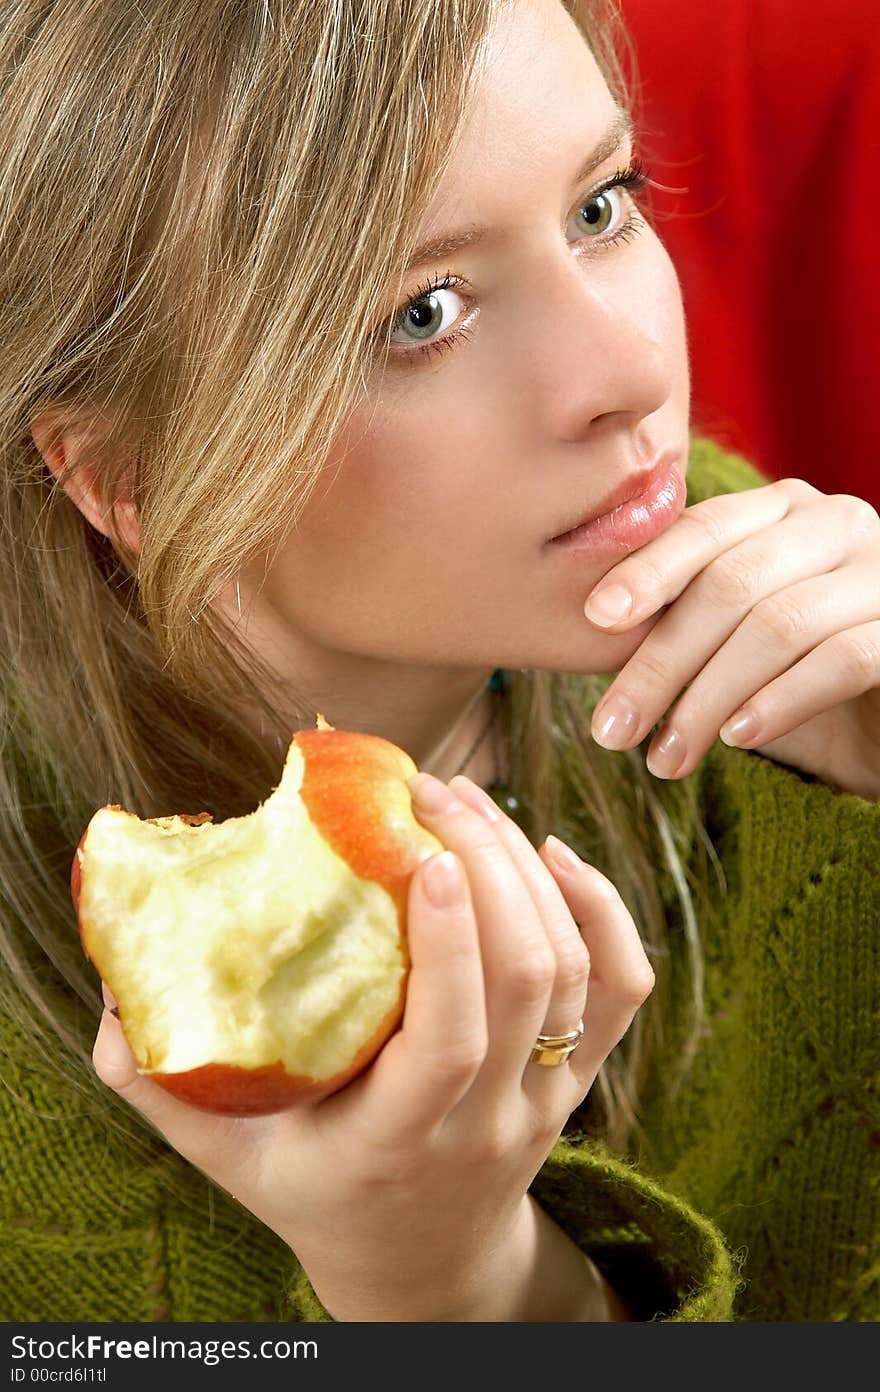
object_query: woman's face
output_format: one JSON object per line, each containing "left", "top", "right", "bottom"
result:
{"left": 230, "top": 0, "right": 690, "bottom": 696}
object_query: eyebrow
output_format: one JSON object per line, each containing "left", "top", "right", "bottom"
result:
{"left": 406, "top": 107, "right": 635, "bottom": 270}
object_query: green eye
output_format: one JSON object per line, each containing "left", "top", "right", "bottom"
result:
{"left": 577, "top": 186, "right": 620, "bottom": 237}
{"left": 390, "top": 274, "right": 468, "bottom": 350}
{"left": 383, "top": 162, "right": 651, "bottom": 365}
{"left": 397, "top": 291, "right": 447, "bottom": 342}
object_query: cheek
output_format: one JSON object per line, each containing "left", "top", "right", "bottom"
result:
{"left": 267, "top": 416, "right": 494, "bottom": 624}
{"left": 266, "top": 444, "right": 503, "bottom": 662}
{"left": 650, "top": 240, "right": 689, "bottom": 378}
{"left": 303, "top": 428, "right": 473, "bottom": 559}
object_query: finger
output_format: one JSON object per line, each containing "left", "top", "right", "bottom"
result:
{"left": 718, "top": 618, "right": 880, "bottom": 753}
{"left": 92, "top": 982, "right": 250, "bottom": 1174}
{"left": 403, "top": 772, "right": 556, "bottom": 1089}
{"left": 359, "top": 850, "right": 489, "bottom": 1141}
{"left": 448, "top": 776, "right": 589, "bottom": 1041}
{"left": 534, "top": 846, "right": 654, "bottom": 1095}
{"left": 584, "top": 477, "right": 796, "bottom": 633}
{"left": 646, "top": 562, "right": 880, "bottom": 779}
{"left": 588, "top": 498, "right": 856, "bottom": 767}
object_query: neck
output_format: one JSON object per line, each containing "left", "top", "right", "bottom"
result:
{"left": 215, "top": 584, "right": 512, "bottom": 790}
{"left": 422, "top": 673, "right": 510, "bottom": 789}
{"left": 212, "top": 576, "right": 510, "bottom": 788}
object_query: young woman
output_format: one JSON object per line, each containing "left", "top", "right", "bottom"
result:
{"left": 1, "top": 0, "right": 877, "bottom": 1321}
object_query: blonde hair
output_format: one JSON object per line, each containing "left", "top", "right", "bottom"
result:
{"left": 0, "top": 0, "right": 721, "bottom": 1180}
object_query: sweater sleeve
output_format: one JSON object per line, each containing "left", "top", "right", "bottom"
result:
{"left": 685, "top": 432, "right": 774, "bottom": 503}
{"left": 527, "top": 1133, "right": 741, "bottom": 1320}
{"left": 633, "top": 433, "right": 880, "bottom": 1319}
{"left": 644, "top": 737, "right": 880, "bottom": 1321}
{"left": 283, "top": 1134, "right": 741, "bottom": 1321}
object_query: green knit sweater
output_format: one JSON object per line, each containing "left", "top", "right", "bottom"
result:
{"left": 628, "top": 439, "right": 880, "bottom": 1320}
{"left": 1, "top": 437, "right": 877, "bottom": 1322}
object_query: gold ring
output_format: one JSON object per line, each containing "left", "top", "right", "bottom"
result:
{"left": 528, "top": 1019, "right": 584, "bottom": 1067}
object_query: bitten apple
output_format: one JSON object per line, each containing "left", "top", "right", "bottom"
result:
{"left": 71, "top": 716, "right": 444, "bottom": 1116}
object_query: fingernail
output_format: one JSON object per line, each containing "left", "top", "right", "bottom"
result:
{"left": 592, "top": 696, "right": 639, "bottom": 750}
{"left": 408, "top": 772, "right": 462, "bottom": 814}
{"left": 720, "top": 710, "right": 759, "bottom": 747}
{"left": 647, "top": 727, "right": 686, "bottom": 778}
{"left": 422, "top": 852, "right": 466, "bottom": 906}
{"left": 449, "top": 776, "right": 500, "bottom": 821}
{"left": 545, "top": 834, "right": 585, "bottom": 873}
{"left": 585, "top": 584, "right": 633, "bottom": 627}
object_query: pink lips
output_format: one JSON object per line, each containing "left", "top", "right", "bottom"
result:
{"left": 548, "top": 456, "right": 687, "bottom": 556}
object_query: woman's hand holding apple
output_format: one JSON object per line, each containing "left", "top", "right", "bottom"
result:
{"left": 91, "top": 771, "right": 653, "bottom": 1321}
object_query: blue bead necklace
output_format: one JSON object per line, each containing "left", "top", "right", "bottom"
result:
{"left": 453, "top": 668, "right": 518, "bottom": 811}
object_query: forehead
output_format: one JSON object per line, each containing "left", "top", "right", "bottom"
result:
{"left": 420, "top": 0, "right": 617, "bottom": 235}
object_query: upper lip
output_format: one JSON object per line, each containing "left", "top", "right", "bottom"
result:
{"left": 549, "top": 450, "right": 678, "bottom": 541}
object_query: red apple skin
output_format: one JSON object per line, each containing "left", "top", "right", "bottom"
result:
{"left": 73, "top": 725, "right": 441, "bottom": 1114}
{"left": 70, "top": 828, "right": 85, "bottom": 921}
{"left": 149, "top": 1005, "right": 404, "bottom": 1113}
{"left": 294, "top": 725, "right": 433, "bottom": 912}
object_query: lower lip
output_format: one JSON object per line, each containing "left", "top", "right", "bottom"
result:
{"left": 548, "top": 457, "right": 687, "bottom": 556}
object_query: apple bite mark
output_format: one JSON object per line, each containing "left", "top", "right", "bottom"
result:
{"left": 73, "top": 720, "right": 443, "bottom": 1115}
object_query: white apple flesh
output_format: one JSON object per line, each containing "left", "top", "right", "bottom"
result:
{"left": 72, "top": 718, "right": 444, "bottom": 1115}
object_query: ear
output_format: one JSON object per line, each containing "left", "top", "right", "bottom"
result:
{"left": 31, "top": 411, "right": 141, "bottom": 558}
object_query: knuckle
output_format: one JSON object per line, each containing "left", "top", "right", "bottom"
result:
{"left": 779, "top": 476, "right": 820, "bottom": 505}
{"left": 839, "top": 493, "right": 880, "bottom": 540}
{"left": 526, "top": 1107, "right": 567, "bottom": 1153}
{"left": 633, "top": 551, "right": 668, "bottom": 594}
{"left": 837, "top": 628, "right": 880, "bottom": 682}
{"left": 502, "top": 948, "right": 557, "bottom": 1009}
{"left": 430, "top": 1031, "right": 489, "bottom": 1081}
{"left": 682, "top": 499, "right": 729, "bottom": 548}
{"left": 554, "top": 934, "right": 591, "bottom": 986}
{"left": 470, "top": 834, "right": 514, "bottom": 872}
{"left": 703, "top": 548, "right": 760, "bottom": 609}
{"left": 627, "top": 644, "right": 671, "bottom": 687}
{"left": 470, "top": 1116, "right": 517, "bottom": 1167}
{"left": 623, "top": 961, "right": 656, "bottom": 1006}
{"left": 752, "top": 592, "right": 813, "bottom": 644}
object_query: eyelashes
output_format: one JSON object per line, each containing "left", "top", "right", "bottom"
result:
{"left": 384, "top": 159, "right": 653, "bottom": 365}
{"left": 387, "top": 273, "right": 476, "bottom": 364}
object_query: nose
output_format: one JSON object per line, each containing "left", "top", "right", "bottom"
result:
{"left": 524, "top": 248, "right": 675, "bottom": 441}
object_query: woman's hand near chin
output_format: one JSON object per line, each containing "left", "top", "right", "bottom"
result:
{"left": 585, "top": 478, "right": 880, "bottom": 801}
{"left": 92, "top": 772, "right": 653, "bottom": 1321}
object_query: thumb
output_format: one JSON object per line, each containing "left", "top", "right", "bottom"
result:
{"left": 93, "top": 980, "right": 243, "bottom": 1168}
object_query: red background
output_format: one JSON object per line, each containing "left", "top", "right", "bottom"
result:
{"left": 619, "top": 0, "right": 878, "bottom": 509}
